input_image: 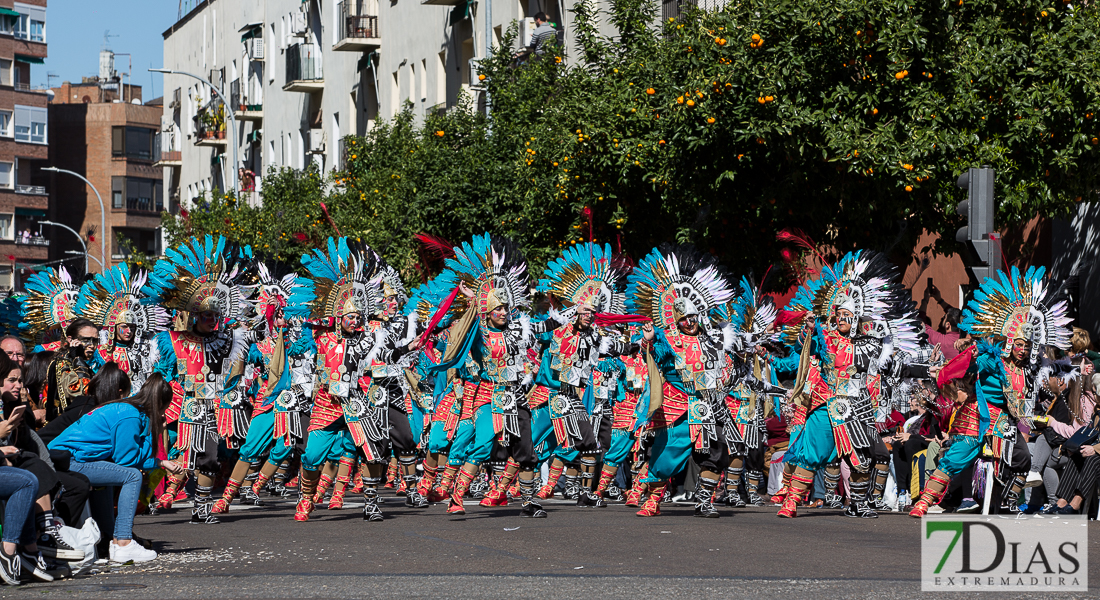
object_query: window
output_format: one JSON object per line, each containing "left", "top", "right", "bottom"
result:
{"left": 112, "top": 177, "right": 163, "bottom": 212}
{"left": 0, "top": 15, "right": 12, "bottom": 35}
{"left": 0, "top": 111, "right": 11, "bottom": 137}
{"left": 113, "top": 227, "right": 161, "bottom": 258}
{"left": 0, "top": 214, "right": 12, "bottom": 241}
{"left": 0, "top": 265, "right": 12, "bottom": 290}
{"left": 13, "top": 105, "right": 45, "bottom": 144}
{"left": 13, "top": 4, "right": 43, "bottom": 43}
{"left": 0, "top": 60, "right": 9, "bottom": 86}
{"left": 0, "top": 162, "right": 12, "bottom": 188}
{"left": 111, "top": 126, "right": 155, "bottom": 160}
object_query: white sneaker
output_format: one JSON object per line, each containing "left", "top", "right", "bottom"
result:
{"left": 109, "top": 541, "right": 157, "bottom": 564}
{"left": 927, "top": 504, "right": 945, "bottom": 514}
{"left": 1024, "top": 472, "right": 1043, "bottom": 488}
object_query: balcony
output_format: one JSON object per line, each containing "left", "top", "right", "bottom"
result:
{"left": 284, "top": 43, "right": 324, "bottom": 92}
{"left": 154, "top": 150, "right": 182, "bottom": 167}
{"left": 229, "top": 80, "right": 262, "bottom": 121}
{"left": 14, "top": 236, "right": 47, "bottom": 246}
{"left": 334, "top": 1, "right": 380, "bottom": 51}
{"left": 14, "top": 184, "right": 45, "bottom": 195}
{"left": 194, "top": 99, "right": 228, "bottom": 147}
{"left": 13, "top": 83, "right": 45, "bottom": 94}
{"left": 126, "top": 197, "right": 164, "bottom": 214}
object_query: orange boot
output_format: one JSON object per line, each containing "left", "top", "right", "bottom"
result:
{"left": 777, "top": 469, "right": 814, "bottom": 518}
{"left": 910, "top": 471, "right": 950, "bottom": 518}
{"left": 212, "top": 478, "right": 243, "bottom": 514}
{"left": 636, "top": 481, "right": 668, "bottom": 517}
{"left": 481, "top": 459, "right": 519, "bottom": 507}
{"left": 294, "top": 470, "right": 321, "bottom": 522}
{"left": 448, "top": 468, "right": 475, "bottom": 515}
{"left": 430, "top": 465, "right": 458, "bottom": 503}
{"left": 624, "top": 464, "right": 649, "bottom": 507}
{"left": 417, "top": 463, "right": 439, "bottom": 499}
{"left": 536, "top": 460, "right": 565, "bottom": 500}
{"left": 156, "top": 472, "right": 188, "bottom": 509}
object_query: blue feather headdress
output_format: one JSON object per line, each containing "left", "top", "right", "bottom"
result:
{"left": 251, "top": 261, "right": 314, "bottom": 332}
{"left": 443, "top": 233, "right": 529, "bottom": 316}
{"left": 300, "top": 237, "right": 385, "bottom": 319}
{"left": 77, "top": 263, "right": 170, "bottom": 336}
{"left": 538, "top": 242, "right": 628, "bottom": 314}
{"left": 404, "top": 269, "right": 460, "bottom": 328}
{"left": 725, "top": 275, "right": 778, "bottom": 346}
{"left": 960, "top": 266, "right": 1072, "bottom": 360}
{"left": 20, "top": 266, "right": 79, "bottom": 335}
{"left": 144, "top": 235, "right": 255, "bottom": 321}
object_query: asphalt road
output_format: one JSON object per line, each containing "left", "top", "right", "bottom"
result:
{"left": 4, "top": 494, "right": 1099, "bottom": 599}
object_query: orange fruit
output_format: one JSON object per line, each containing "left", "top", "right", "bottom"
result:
{"left": 765, "top": 95, "right": 774, "bottom": 102}
{"left": 751, "top": 34, "right": 761, "bottom": 41}
{"left": 435, "top": 130, "right": 445, "bottom": 137}
{"left": 905, "top": 185, "right": 913, "bottom": 192}
{"left": 646, "top": 88, "right": 655, "bottom": 95}
{"left": 872, "top": 108, "right": 879, "bottom": 115}
{"left": 478, "top": 74, "right": 486, "bottom": 81}
{"left": 758, "top": 96, "right": 766, "bottom": 104}
{"left": 707, "top": 117, "right": 715, "bottom": 124}
{"left": 686, "top": 99, "right": 695, "bottom": 107}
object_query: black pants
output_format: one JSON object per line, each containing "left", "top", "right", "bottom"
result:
{"left": 692, "top": 424, "right": 732, "bottom": 475}
{"left": 1056, "top": 452, "right": 1100, "bottom": 501}
{"left": 490, "top": 405, "right": 536, "bottom": 470}
{"left": 891, "top": 436, "right": 930, "bottom": 493}
{"left": 388, "top": 405, "right": 416, "bottom": 456}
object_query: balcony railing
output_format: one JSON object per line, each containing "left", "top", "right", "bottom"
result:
{"left": 284, "top": 43, "right": 323, "bottom": 91}
{"left": 230, "top": 79, "right": 262, "bottom": 120}
{"left": 14, "top": 236, "right": 48, "bottom": 246}
{"left": 127, "top": 197, "right": 163, "bottom": 214}
{"left": 335, "top": 1, "right": 380, "bottom": 51}
{"left": 14, "top": 184, "right": 45, "bottom": 195}
{"left": 194, "top": 98, "right": 227, "bottom": 145}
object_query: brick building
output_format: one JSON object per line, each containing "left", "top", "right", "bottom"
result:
{"left": 48, "top": 76, "right": 163, "bottom": 277}
{"left": 0, "top": 0, "right": 49, "bottom": 291}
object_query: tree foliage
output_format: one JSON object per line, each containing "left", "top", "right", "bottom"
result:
{"left": 165, "top": 0, "right": 1100, "bottom": 288}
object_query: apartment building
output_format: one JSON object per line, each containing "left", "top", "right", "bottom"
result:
{"left": 0, "top": 0, "right": 47, "bottom": 291}
{"left": 48, "top": 66, "right": 164, "bottom": 275}
{"left": 160, "top": 0, "right": 584, "bottom": 211}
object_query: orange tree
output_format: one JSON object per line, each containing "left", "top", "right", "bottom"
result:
{"left": 478, "top": 0, "right": 1100, "bottom": 280}
{"left": 172, "top": 0, "right": 1100, "bottom": 285}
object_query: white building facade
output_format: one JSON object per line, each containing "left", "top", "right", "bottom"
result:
{"left": 159, "top": 0, "right": 585, "bottom": 211}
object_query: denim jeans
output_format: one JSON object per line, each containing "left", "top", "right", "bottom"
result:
{"left": 0, "top": 466, "right": 38, "bottom": 544}
{"left": 69, "top": 461, "right": 142, "bottom": 541}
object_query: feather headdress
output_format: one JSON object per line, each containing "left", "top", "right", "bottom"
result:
{"left": 76, "top": 263, "right": 170, "bottom": 335}
{"left": 538, "top": 242, "right": 628, "bottom": 314}
{"left": 250, "top": 261, "right": 314, "bottom": 332}
{"left": 144, "top": 235, "right": 255, "bottom": 321}
{"left": 626, "top": 244, "right": 736, "bottom": 331}
{"left": 300, "top": 237, "right": 385, "bottom": 320}
{"left": 443, "top": 233, "right": 529, "bottom": 316}
{"left": 726, "top": 275, "right": 778, "bottom": 345}
{"left": 960, "top": 266, "right": 1072, "bottom": 360}
{"left": 20, "top": 266, "right": 79, "bottom": 334}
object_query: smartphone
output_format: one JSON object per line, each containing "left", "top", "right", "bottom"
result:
{"left": 6, "top": 404, "right": 25, "bottom": 422}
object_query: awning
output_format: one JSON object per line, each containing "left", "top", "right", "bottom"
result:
{"left": 0, "top": 8, "right": 19, "bottom": 17}
{"left": 239, "top": 22, "right": 262, "bottom": 41}
{"left": 15, "top": 54, "right": 44, "bottom": 65}
{"left": 14, "top": 208, "right": 46, "bottom": 217}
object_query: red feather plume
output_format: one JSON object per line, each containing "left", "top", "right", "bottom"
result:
{"left": 414, "top": 233, "right": 456, "bottom": 260}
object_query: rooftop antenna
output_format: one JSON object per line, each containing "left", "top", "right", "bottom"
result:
{"left": 102, "top": 30, "right": 118, "bottom": 52}
{"left": 46, "top": 72, "right": 57, "bottom": 88}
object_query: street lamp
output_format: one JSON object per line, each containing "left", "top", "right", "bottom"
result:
{"left": 41, "top": 167, "right": 106, "bottom": 273}
{"left": 39, "top": 219, "right": 103, "bottom": 274}
{"left": 150, "top": 67, "right": 238, "bottom": 198}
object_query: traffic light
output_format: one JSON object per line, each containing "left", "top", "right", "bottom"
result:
{"left": 955, "top": 166, "right": 1001, "bottom": 285}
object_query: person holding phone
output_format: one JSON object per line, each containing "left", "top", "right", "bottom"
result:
{"left": 49, "top": 374, "right": 179, "bottom": 564}
{"left": 0, "top": 353, "right": 88, "bottom": 565}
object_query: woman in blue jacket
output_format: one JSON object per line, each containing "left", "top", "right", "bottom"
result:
{"left": 49, "top": 374, "right": 179, "bottom": 564}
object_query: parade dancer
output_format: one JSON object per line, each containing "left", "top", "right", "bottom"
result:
{"left": 146, "top": 235, "right": 255, "bottom": 524}
{"left": 777, "top": 250, "right": 921, "bottom": 519}
{"left": 528, "top": 242, "right": 638, "bottom": 508}
{"left": 428, "top": 234, "right": 555, "bottom": 517}
{"left": 21, "top": 267, "right": 91, "bottom": 422}
{"left": 722, "top": 277, "right": 782, "bottom": 507}
{"left": 77, "top": 264, "right": 170, "bottom": 390}
{"left": 911, "top": 267, "right": 1067, "bottom": 516}
{"left": 626, "top": 245, "right": 779, "bottom": 518}
{"left": 22, "top": 266, "right": 79, "bottom": 355}
{"left": 213, "top": 263, "right": 315, "bottom": 514}
{"left": 296, "top": 238, "right": 420, "bottom": 522}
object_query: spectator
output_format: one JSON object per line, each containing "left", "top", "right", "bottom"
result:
{"left": 0, "top": 352, "right": 88, "bottom": 561}
{"left": 1048, "top": 412, "right": 1100, "bottom": 515}
{"left": 925, "top": 307, "right": 962, "bottom": 361}
{"left": 21, "top": 350, "right": 52, "bottom": 428}
{"left": 37, "top": 362, "right": 131, "bottom": 446}
{"left": 0, "top": 467, "right": 51, "bottom": 585}
{"left": 525, "top": 12, "right": 557, "bottom": 57}
{"left": 49, "top": 374, "right": 179, "bottom": 564}
{"left": 1, "top": 336, "right": 25, "bottom": 367}
{"left": 1071, "top": 327, "right": 1100, "bottom": 373}
{"left": 1030, "top": 358, "right": 1097, "bottom": 513}
{"left": 42, "top": 318, "right": 98, "bottom": 424}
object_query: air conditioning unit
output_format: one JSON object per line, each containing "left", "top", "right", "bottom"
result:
{"left": 307, "top": 128, "right": 325, "bottom": 154}
{"left": 248, "top": 38, "right": 265, "bottom": 61}
{"left": 519, "top": 17, "right": 536, "bottom": 47}
{"left": 290, "top": 12, "right": 308, "bottom": 37}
